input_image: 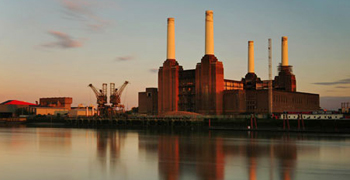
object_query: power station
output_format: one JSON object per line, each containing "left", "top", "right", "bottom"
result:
{"left": 141, "top": 10, "right": 320, "bottom": 115}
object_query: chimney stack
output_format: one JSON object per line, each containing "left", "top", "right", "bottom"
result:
{"left": 281, "top": 36, "right": 288, "bottom": 66}
{"left": 248, "top": 41, "right": 254, "bottom": 73}
{"left": 167, "top": 18, "right": 175, "bottom": 59}
{"left": 205, "top": 10, "right": 214, "bottom": 55}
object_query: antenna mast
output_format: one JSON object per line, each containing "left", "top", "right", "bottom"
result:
{"left": 268, "top": 38, "right": 273, "bottom": 114}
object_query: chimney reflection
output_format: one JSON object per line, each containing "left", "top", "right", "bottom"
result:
{"left": 194, "top": 137, "right": 225, "bottom": 180}
{"left": 245, "top": 133, "right": 298, "bottom": 180}
{"left": 246, "top": 132, "right": 261, "bottom": 180}
{"left": 138, "top": 131, "right": 311, "bottom": 180}
{"left": 158, "top": 136, "right": 180, "bottom": 180}
{"left": 155, "top": 134, "right": 225, "bottom": 180}
{"left": 274, "top": 140, "right": 297, "bottom": 180}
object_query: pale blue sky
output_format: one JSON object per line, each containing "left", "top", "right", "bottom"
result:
{"left": 1, "top": 0, "right": 349, "bottom": 110}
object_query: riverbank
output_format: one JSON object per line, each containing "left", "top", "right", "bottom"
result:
{"left": 17, "top": 116, "right": 350, "bottom": 133}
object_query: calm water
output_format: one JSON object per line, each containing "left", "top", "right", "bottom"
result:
{"left": 1, "top": 126, "right": 350, "bottom": 180}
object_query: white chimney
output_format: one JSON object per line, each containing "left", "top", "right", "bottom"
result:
{"left": 248, "top": 41, "right": 254, "bottom": 73}
{"left": 205, "top": 10, "right": 214, "bottom": 55}
{"left": 167, "top": 18, "right": 175, "bottom": 59}
{"left": 282, "top": 36, "right": 288, "bottom": 66}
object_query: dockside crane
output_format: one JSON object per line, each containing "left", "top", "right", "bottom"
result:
{"left": 110, "top": 81, "right": 129, "bottom": 109}
{"left": 88, "top": 83, "right": 108, "bottom": 115}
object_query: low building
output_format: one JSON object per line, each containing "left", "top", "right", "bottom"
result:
{"left": 40, "top": 97, "right": 73, "bottom": 110}
{"left": 34, "top": 107, "right": 68, "bottom": 116}
{"left": 138, "top": 88, "right": 158, "bottom": 115}
{"left": 68, "top": 105, "right": 95, "bottom": 117}
{"left": 0, "top": 100, "right": 36, "bottom": 117}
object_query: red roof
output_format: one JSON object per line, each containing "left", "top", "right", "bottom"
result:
{"left": 1, "top": 100, "right": 37, "bottom": 106}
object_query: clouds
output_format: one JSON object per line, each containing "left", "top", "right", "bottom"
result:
{"left": 335, "top": 86, "right": 350, "bottom": 89}
{"left": 115, "top": 55, "right": 135, "bottom": 61}
{"left": 320, "top": 96, "right": 350, "bottom": 110}
{"left": 41, "top": 0, "right": 116, "bottom": 49}
{"left": 149, "top": 68, "right": 158, "bottom": 73}
{"left": 60, "top": 0, "right": 112, "bottom": 31}
{"left": 314, "top": 78, "right": 350, "bottom": 86}
{"left": 42, "top": 30, "right": 84, "bottom": 49}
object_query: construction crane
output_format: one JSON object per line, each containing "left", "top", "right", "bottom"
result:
{"left": 110, "top": 81, "right": 129, "bottom": 109}
{"left": 88, "top": 83, "right": 108, "bottom": 115}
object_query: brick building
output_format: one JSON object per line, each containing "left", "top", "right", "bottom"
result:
{"left": 139, "top": 10, "right": 320, "bottom": 115}
{"left": 138, "top": 88, "right": 158, "bottom": 115}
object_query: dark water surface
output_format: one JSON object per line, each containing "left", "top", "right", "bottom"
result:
{"left": 1, "top": 126, "right": 350, "bottom": 180}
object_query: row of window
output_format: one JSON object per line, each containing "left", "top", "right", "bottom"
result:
{"left": 224, "top": 81, "right": 244, "bottom": 90}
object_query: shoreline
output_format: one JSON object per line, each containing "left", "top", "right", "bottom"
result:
{"left": 1, "top": 116, "right": 350, "bottom": 134}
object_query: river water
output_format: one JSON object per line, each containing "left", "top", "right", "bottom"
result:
{"left": 0, "top": 126, "right": 350, "bottom": 180}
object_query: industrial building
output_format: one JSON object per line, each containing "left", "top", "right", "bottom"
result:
{"left": 39, "top": 97, "right": 73, "bottom": 110}
{"left": 0, "top": 97, "right": 97, "bottom": 118}
{"left": 32, "top": 97, "right": 73, "bottom": 116}
{"left": 139, "top": 10, "right": 320, "bottom": 115}
{"left": 138, "top": 88, "right": 158, "bottom": 115}
{"left": 0, "top": 100, "right": 37, "bottom": 117}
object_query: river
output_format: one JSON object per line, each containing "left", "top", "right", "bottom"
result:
{"left": 0, "top": 126, "right": 350, "bottom": 180}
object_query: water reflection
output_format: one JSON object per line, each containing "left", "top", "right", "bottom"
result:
{"left": 138, "top": 131, "right": 324, "bottom": 180}
{"left": 96, "top": 130, "right": 126, "bottom": 170}
{"left": 1, "top": 127, "right": 349, "bottom": 180}
{"left": 37, "top": 128, "right": 72, "bottom": 152}
{"left": 158, "top": 136, "right": 180, "bottom": 180}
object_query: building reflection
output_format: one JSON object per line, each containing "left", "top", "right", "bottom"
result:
{"left": 274, "top": 139, "right": 297, "bottom": 180}
{"left": 245, "top": 133, "right": 297, "bottom": 180}
{"left": 246, "top": 133, "right": 260, "bottom": 180}
{"left": 139, "top": 131, "right": 307, "bottom": 180}
{"left": 194, "top": 137, "right": 225, "bottom": 180}
{"left": 37, "top": 128, "right": 72, "bottom": 151}
{"left": 158, "top": 136, "right": 180, "bottom": 180}
{"left": 96, "top": 129, "right": 126, "bottom": 169}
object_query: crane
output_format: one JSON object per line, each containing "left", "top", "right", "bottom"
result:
{"left": 110, "top": 81, "right": 129, "bottom": 108}
{"left": 88, "top": 83, "right": 108, "bottom": 115}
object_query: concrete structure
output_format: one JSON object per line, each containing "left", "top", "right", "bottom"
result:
{"left": 140, "top": 11, "right": 320, "bottom": 115}
{"left": 139, "top": 88, "right": 158, "bottom": 115}
{"left": 40, "top": 97, "right": 73, "bottom": 110}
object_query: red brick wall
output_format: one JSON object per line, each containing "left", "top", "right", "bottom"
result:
{"left": 158, "top": 59, "right": 181, "bottom": 114}
{"left": 195, "top": 55, "right": 224, "bottom": 115}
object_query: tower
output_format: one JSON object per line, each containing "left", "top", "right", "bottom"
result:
{"left": 158, "top": 18, "right": 182, "bottom": 114}
{"left": 242, "top": 41, "right": 262, "bottom": 90}
{"left": 274, "top": 36, "right": 296, "bottom": 92}
{"left": 195, "top": 10, "right": 224, "bottom": 115}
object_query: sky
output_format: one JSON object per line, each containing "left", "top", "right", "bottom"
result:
{"left": 1, "top": 0, "right": 349, "bottom": 110}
